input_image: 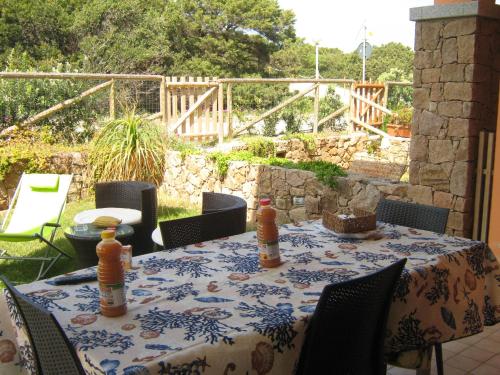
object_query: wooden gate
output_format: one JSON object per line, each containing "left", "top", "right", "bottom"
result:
{"left": 165, "top": 77, "right": 223, "bottom": 142}
{"left": 350, "top": 83, "right": 386, "bottom": 130}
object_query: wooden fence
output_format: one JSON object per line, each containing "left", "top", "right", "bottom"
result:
{"left": 0, "top": 72, "right": 413, "bottom": 144}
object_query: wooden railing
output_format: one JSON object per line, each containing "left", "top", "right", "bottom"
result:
{"left": 0, "top": 72, "right": 413, "bottom": 144}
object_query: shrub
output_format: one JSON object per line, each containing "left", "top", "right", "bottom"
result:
{"left": 390, "top": 107, "right": 413, "bottom": 125}
{"left": 281, "top": 133, "right": 316, "bottom": 154}
{"left": 89, "top": 112, "right": 167, "bottom": 185}
{"left": 241, "top": 136, "right": 275, "bottom": 157}
{"left": 319, "top": 85, "right": 347, "bottom": 132}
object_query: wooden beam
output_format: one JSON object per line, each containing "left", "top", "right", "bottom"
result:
{"left": 218, "top": 83, "right": 224, "bottom": 144}
{"left": 160, "top": 77, "right": 167, "bottom": 128}
{"left": 227, "top": 83, "right": 233, "bottom": 139}
{"left": 351, "top": 118, "right": 409, "bottom": 142}
{"left": 318, "top": 105, "right": 349, "bottom": 127}
{"left": 359, "top": 88, "right": 383, "bottom": 119}
{"left": 22, "top": 80, "right": 113, "bottom": 126}
{"left": 219, "top": 78, "right": 355, "bottom": 84}
{"left": 313, "top": 85, "right": 320, "bottom": 133}
{"left": 109, "top": 79, "right": 115, "bottom": 120}
{"left": 0, "top": 72, "right": 163, "bottom": 81}
{"left": 481, "top": 132, "right": 494, "bottom": 241}
{"left": 234, "top": 84, "right": 318, "bottom": 136}
{"left": 170, "top": 87, "right": 217, "bottom": 133}
{"left": 350, "top": 91, "right": 393, "bottom": 116}
{"left": 473, "top": 131, "right": 486, "bottom": 240}
{"left": 146, "top": 112, "right": 162, "bottom": 120}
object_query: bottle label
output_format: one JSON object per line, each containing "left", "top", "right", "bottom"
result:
{"left": 121, "top": 245, "right": 132, "bottom": 271}
{"left": 100, "top": 282, "right": 126, "bottom": 307}
{"left": 258, "top": 240, "right": 280, "bottom": 260}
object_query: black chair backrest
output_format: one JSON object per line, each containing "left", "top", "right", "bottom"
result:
{"left": 201, "top": 192, "right": 247, "bottom": 234}
{"left": 296, "top": 259, "right": 407, "bottom": 375}
{"left": 0, "top": 276, "right": 85, "bottom": 375}
{"left": 159, "top": 208, "right": 246, "bottom": 250}
{"left": 376, "top": 199, "right": 449, "bottom": 234}
{"left": 95, "top": 181, "right": 158, "bottom": 254}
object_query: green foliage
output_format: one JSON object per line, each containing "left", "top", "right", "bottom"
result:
{"left": 377, "top": 67, "right": 413, "bottom": 109}
{"left": 366, "top": 138, "right": 381, "bottom": 155}
{"left": 367, "top": 43, "right": 414, "bottom": 83}
{"left": 166, "top": 136, "right": 201, "bottom": 159}
{"left": 0, "top": 49, "right": 101, "bottom": 143}
{"left": 241, "top": 136, "right": 275, "bottom": 157}
{"left": 0, "top": 129, "right": 86, "bottom": 179}
{"left": 319, "top": 85, "right": 347, "bottom": 132}
{"left": 263, "top": 113, "right": 280, "bottom": 137}
{"left": 390, "top": 107, "right": 413, "bottom": 125}
{"left": 208, "top": 149, "right": 345, "bottom": 189}
{"left": 281, "top": 97, "right": 312, "bottom": 133}
{"left": 89, "top": 112, "right": 167, "bottom": 185}
{"left": 281, "top": 133, "right": 316, "bottom": 154}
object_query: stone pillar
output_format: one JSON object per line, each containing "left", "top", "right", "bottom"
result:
{"left": 409, "top": 0, "right": 500, "bottom": 237}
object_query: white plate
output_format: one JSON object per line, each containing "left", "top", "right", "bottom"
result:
{"left": 74, "top": 208, "right": 142, "bottom": 225}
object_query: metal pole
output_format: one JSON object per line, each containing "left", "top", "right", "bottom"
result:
{"left": 315, "top": 42, "right": 319, "bottom": 79}
{"left": 362, "top": 24, "right": 366, "bottom": 83}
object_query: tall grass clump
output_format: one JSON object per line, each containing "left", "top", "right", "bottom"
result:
{"left": 89, "top": 112, "right": 167, "bottom": 185}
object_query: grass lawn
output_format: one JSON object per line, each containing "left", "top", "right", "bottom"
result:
{"left": 0, "top": 195, "right": 198, "bottom": 284}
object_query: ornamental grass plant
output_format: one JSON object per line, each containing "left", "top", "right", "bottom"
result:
{"left": 89, "top": 111, "right": 167, "bottom": 185}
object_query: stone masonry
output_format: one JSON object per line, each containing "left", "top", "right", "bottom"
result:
{"left": 410, "top": 2, "right": 500, "bottom": 237}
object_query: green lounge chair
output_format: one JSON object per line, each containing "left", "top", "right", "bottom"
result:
{"left": 0, "top": 173, "right": 73, "bottom": 280}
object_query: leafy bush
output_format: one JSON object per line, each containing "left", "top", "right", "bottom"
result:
{"left": 208, "top": 150, "right": 346, "bottom": 189}
{"left": 281, "top": 97, "right": 312, "bottom": 133}
{"left": 166, "top": 136, "right": 201, "bottom": 159}
{"left": 0, "top": 49, "right": 102, "bottom": 143}
{"left": 89, "top": 112, "right": 167, "bottom": 185}
{"left": 390, "top": 107, "right": 413, "bottom": 125}
{"left": 377, "top": 68, "right": 413, "bottom": 109}
{"left": 318, "top": 85, "right": 347, "bottom": 132}
{"left": 241, "top": 136, "right": 275, "bottom": 157}
{"left": 281, "top": 133, "right": 316, "bottom": 154}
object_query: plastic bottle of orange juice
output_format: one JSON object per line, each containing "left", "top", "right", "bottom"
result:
{"left": 96, "top": 229, "right": 127, "bottom": 317}
{"left": 256, "top": 198, "right": 281, "bottom": 268}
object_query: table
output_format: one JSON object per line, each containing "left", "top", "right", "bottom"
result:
{"left": 151, "top": 227, "right": 162, "bottom": 246}
{"left": 1, "top": 220, "right": 498, "bottom": 374}
{"left": 74, "top": 208, "right": 142, "bottom": 225}
{"left": 64, "top": 224, "right": 135, "bottom": 268}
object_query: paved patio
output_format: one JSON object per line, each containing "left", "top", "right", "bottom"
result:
{"left": 388, "top": 323, "right": 500, "bottom": 375}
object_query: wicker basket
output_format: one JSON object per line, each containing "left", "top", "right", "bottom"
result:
{"left": 322, "top": 209, "right": 376, "bottom": 233}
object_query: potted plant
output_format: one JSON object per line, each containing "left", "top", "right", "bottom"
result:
{"left": 385, "top": 107, "right": 412, "bottom": 138}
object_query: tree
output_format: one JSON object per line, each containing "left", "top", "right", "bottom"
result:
{"left": 365, "top": 42, "right": 413, "bottom": 82}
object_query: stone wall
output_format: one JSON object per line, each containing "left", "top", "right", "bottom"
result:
{"left": 410, "top": 10, "right": 500, "bottom": 237}
{"left": 161, "top": 151, "right": 426, "bottom": 231}
{"left": 0, "top": 152, "right": 90, "bottom": 210}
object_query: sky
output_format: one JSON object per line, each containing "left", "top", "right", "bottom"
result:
{"left": 277, "top": 0, "right": 434, "bottom": 52}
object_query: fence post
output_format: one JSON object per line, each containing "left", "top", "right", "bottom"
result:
{"left": 160, "top": 77, "right": 167, "bottom": 129}
{"left": 109, "top": 79, "right": 115, "bottom": 120}
{"left": 218, "top": 82, "right": 224, "bottom": 145}
{"left": 383, "top": 82, "right": 389, "bottom": 108}
{"left": 313, "top": 84, "right": 320, "bottom": 133}
{"left": 227, "top": 83, "right": 233, "bottom": 140}
{"left": 349, "top": 82, "right": 356, "bottom": 132}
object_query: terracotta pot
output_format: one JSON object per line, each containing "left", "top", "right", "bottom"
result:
{"left": 387, "top": 123, "right": 411, "bottom": 138}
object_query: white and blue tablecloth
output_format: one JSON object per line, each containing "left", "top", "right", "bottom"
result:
{"left": 0, "top": 220, "right": 499, "bottom": 374}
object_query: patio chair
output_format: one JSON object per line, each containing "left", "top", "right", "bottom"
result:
{"left": 159, "top": 196, "right": 247, "bottom": 250}
{"left": 0, "top": 173, "right": 73, "bottom": 281}
{"left": 376, "top": 198, "right": 449, "bottom": 234}
{"left": 0, "top": 275, "right": 85, "bottom": 374}
{"left": 296, "top": 258, "right": 407, "bottom": 375}
{"left": 201, "top": 192, "right": 247, "bottom": 232}
{"left": 95, "top": 181, "right": 157, "bottom": 255}
{"left": 376, "top": 198, "right": 449, "bottom": 375}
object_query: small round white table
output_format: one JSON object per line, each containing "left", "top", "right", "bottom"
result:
{"left": 151, "top": 227, "right": 163, "bottom": 246}
{"left": 74, "top": 208, "right": 142, "bottom": 225}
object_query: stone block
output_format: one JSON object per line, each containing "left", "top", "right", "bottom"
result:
{"left": 422, "top": 68, "right": 441, "bottom": 83}
{"left": 441, "top": 64, "right": 465, "bottom": 82}
{"left": 419, "top": 164, "right": 450, "bottom": 191}
{"left": 433, "top": 191, "right": 454, "bottom": 209}
{"left": 409, "top": 161, "right": 420, "bottom": 185}
{"left": 448, "top": 118, "right": 472, "bottom": 137}
{"left": 430, "top": 83, "right": 444, "bottom": 101}
{"left": 414, "top": 51, "right": 434, "bottom": 69}
{"left": 462, "top": 102, "right": 481, "bottom": 119}
{"left": 275, "top": 197, "right": 291, "bottom": 210}
{"left": 349, "top": 184, "right": 381, "bottom": 212}
{"left": 457, "top": 34, "right": 475, "bottom": 63}
{"left": 465, "top": 64, "right": 491, "bottom": 83}
{"left": 290, "top": 187, "right": 305, "bottom": 196}
{"left": 419, "top": 110, "right": 445, "bottom": 135}
{"left": 407, "top": 185, "right": 433, "bottom": 206}
{"left": 455, "top": 137, "right": 477, "bottom": 161}
{"left": 444, "top": 82, "right": 473, "bottom": 101}
{"left": 450, "top": 161, "right": 473, "bottom": 197}
{"left": 289, "top": 207, "right": 306, "bottom": 223}
{"left": 442, "top": 38, "right": 458, "bottom": 64}
{"left": 432, "top": 50, "right": 443, "bottom": 67}
{"left": 305, "top": 179, "right": 323, "bottom": 196}
{"left": 414, "top": 68, "right": 422, "bottom": 87}
{"left": 454, "top": 197, "right": 472, "bottom": 213}
{"left": 438, "top": 101, "right": 462, "bottom": 117}
{"left": 443, "top": 18, "right": 477, "bottom": 38}
{"left": 275, "top": 209, "right": 290, "bottom": 225}
{"left": 305, "top": 196, "right": 320, "bottom": 214}
{"left": 428, "top": 140, "right": 454, "bottom": 163}
{"left": 377, "top": 183, "right": 408, "bottom": 197}
{"left": 422, "top": 20, "right": 442, "bottom": 50}
{"left": 410, "top": 135, "right": 429, "bottom": 161}
{"left": 448, "top": 211, "right": 472, "bottom": 231}
{"left": 413, "top": 88, "right": 430, "bottom": 109}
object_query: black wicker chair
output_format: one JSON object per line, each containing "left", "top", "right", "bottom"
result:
{"left": 0, "top": 275, "right": 85, "bottom": 375}
{"left": 376, "top": 198, "right": 449, "bottom": 375}
{"left": 296, "top": 258, "right": 407, "bottom": 375}
{"left": 95, "top": 181, "right": 157, "bottom": 255}
{"left": 376, "top": 199, "right": 449, "bottom": 235}
{"left": 160, "top": 193, "right": 247, "bottom": 250}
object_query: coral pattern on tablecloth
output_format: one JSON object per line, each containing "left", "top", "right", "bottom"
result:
{"left": 0, "top": 220, "right": 498, "bottom": 374}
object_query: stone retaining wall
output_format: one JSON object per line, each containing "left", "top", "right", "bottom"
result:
{"left": 0, "top": 152, "right": 90, "bottom": 210}
{"left": 161, "top": 151, "right": 455, "bottom": 233}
